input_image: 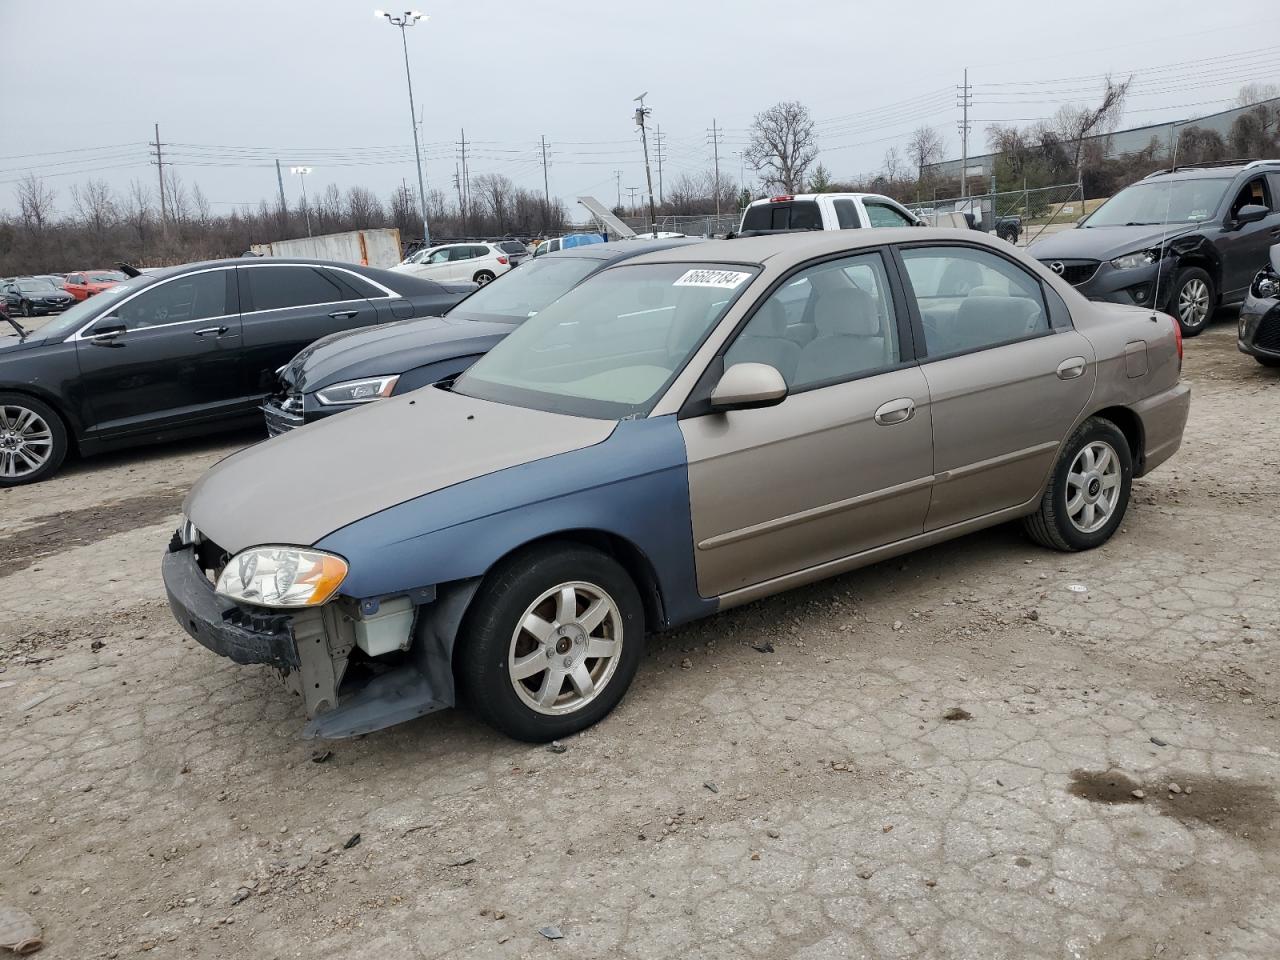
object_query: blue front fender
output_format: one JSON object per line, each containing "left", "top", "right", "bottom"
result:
{"left": 315, "top": 415, "right": 716, "bottom": 629}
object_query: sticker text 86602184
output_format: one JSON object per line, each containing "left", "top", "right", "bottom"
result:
{"left": 673, "top": 269, "right": 752, "bottom": 290}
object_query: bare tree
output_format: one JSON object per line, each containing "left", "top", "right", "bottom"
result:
{"left": 473, "top": 174, "right": 515, "bottom": 231}
{"left": 163, "top": 167, "right": 191, "bottom": 224}
{"left": 345, "top": 186, "right": 384, "bottom": 227}
{"left": 1238, "top": 83, "right": 1280, "bottom": 107}
{"left": 744, "top": 100, "right": 819, "bottom": 193}
{"left": 190, "top": 182, "right": 212, "bottom": 226}
{"left": 882, "top": 147, "right": 905, "bottom": 182}
{"left": 70, "top": 179, "right": 118, "bottom": 235}
{"left": 122, "top": 180, "right": 153, "bottom": 256}
{"left": 906, "top": 126, "right": 945, "bottom": 181}
{"left": 16, "top": 174, "right": 56, "bottom": 237}
{"left": 1054, "top": 76, "right": 1132, "bottom": 177}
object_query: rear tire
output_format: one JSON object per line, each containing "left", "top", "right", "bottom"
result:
{"left": 1023, "top": 417, "right": 1132, "bottom": 552}
{"left": 1169, "top": 267, "right": 1215, "bottom": 337}
{"left": 0, "top": 392, "right": 69, "bottom": 487}
{"left": 473, "top": 270, "right": 496, "bottom": 286}
{"left": 455, "top": 542, "right": 645, "bottom": 742}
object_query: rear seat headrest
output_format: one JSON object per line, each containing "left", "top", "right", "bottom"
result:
{"left": 814, "top": 288, "right": 877, "bottom": 336}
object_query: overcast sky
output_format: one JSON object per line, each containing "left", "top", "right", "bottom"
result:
{"left": 0, "top": 0, "right": 1273, "bottom": 220}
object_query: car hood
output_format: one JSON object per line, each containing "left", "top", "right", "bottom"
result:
{"left": 1028, "top": 223, "right": 1197, "bottom": 261}
{"left": 283, "top": 315, "right": 514, "bottom": 392}
{"left": 185, "top": 386, "right": 617, "bottom": 552}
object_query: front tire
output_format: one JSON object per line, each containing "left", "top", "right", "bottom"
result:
{"left": 473, "top": 270, "right": 496, "bottom": 286}
{"left": 1023, "top": 417, "right": 1132, "bottom": 552}
{"left": 20, "top": 301, "right": 32, "bottom": 318}
{"left": 456, "top": 543, "right": 645, "bottom": 741}
{"left": 0, "top": 393, "right": 69, "bottom": 487}
{"left": 1170, "top": 267, "right": 1215, "bottom": 337}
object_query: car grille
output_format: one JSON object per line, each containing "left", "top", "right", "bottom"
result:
{"left": 264, "top": 399, "right": 304, "bottom": 437}
{"left": 1039, "top": 259, "right": 1099, "bottom": 286}
{"left": 1255, "top": 313, "right": 1280, "bottom": 352}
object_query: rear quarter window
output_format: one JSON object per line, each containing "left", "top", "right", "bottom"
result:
{"left": 742, "top": 200, "right": 823, "bottom": 231}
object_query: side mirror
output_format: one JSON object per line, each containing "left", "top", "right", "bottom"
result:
{"left": 1234, "top": 204, "right": 1269, "bottom": 227}
{"left": 709, "top": 362, "right": 788, "bottom": 412}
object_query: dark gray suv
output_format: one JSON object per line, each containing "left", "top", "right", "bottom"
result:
{"left": 1028, "top": 160, "right": 1280, "bottom": 336}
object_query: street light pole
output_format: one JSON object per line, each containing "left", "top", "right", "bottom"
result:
{"left": 289, "top": 166, "right": 313, "bottom": 237}
{"left": 377, "top": 9, "right": 431, "bottom": 247}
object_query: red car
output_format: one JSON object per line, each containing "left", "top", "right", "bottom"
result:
{"left": 63, "top": 270, "right": 127, "bottom": 301}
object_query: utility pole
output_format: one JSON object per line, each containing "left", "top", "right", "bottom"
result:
{"left": 614, "top": 170, "right": 623, "bottom": 211}
{"left": 633, "top": 93, "right": 658, "bottom": 237}
{"left": 290, "top": 166, "right": 313, "bottom": 237}
{"left": 458, "top": 128, "right": 471, "bottom": 234}
{"left": 150, "top": 123, "right": 167, "bottom": 227}
{"left": 453, "top": 164, "right": 464, "bottom": 232}
{"left": 275, "top": 159, "right": 289, "bottom": 218}
{"left": 707, "top": 119, "right": 723, "bottom": 218}
{"left": 376, "top": 10, "right": 431, "bottom": 246}
{"left": 627, "top": 186, "right": 640, "bottom": 215}
{"left": 540, "top": 135, "right": 551, "bottom": 229}
{"left": 956, "top": 68, "right": 972, "bottom": 199}
{"left": 654, "top": 124, "right": 665, "bottom": 205}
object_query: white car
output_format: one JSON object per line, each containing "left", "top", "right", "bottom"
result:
{"left": 739, "top": 192, "right": 923, "bottom": 232}
{"left": 392, "top": 242, "right": 516, "bottom": 285}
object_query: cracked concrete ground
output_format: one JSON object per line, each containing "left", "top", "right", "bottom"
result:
{"left": 1, "top": 322, "right": 1277, "bottom": 960}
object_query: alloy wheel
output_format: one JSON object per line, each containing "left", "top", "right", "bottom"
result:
{"left": 1065, "top": 440, "right": 1121, "bottom": 534}
{"left": 508, "top": 581, "right": 623, "bottom": 716}
{"left": 0, "top": 404, "right": 55, "bottom": 480}
{"left": 1177, "top": 278, "right": 1209, "bottom": 329}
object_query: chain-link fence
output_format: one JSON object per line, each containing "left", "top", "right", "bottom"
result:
{"left": 616, "top": 213, "right": 740, "bottom": 237}
{"left": 905, "top": 183, "right": 1085, "bottom": 246}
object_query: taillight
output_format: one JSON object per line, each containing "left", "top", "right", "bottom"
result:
{"left": 769, "top": 196, "right": 794, "bottom": 203}
{"left": 1171, "top": 313, "right": 1183, "bottom": 367}
{"left": 496, "top": 255, "right": 508, "bottom": 265}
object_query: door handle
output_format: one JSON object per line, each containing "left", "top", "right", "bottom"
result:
{"left": 1057, "top": 356, "right": 1087, "bottom": 380}
{"left": 193, "top": 326, "right": 228, "bottom": 337}
{"left": 328, "top": 309, "right": 359, "bottom": 320}
{"left": 874, "top": 398, "right": 915, "bottom": 426}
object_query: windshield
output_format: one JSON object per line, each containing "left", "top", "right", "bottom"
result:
{"left": 454, "top": 262, "right": 757, "bottom": 419}
{"left": 1084, "top": 177, "right": 1231, "bottom": 227}
{"left": 17, "top": 280, "right": 59, "bottom": 292}
{"left": 32, "top": 279, "right": 143, "bottom": 339}
{"left": 449, "top": 256, "right": 601, "bottom": 324}
{"left": 89, "top": 271, "right": 126, "bottom": 282}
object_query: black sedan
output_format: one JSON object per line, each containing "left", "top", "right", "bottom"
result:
{"left": 0, "top": 258, "right": 471, "bottom": 485}
{"left": 4, "top": 277, "right": 75, "bottom": 316}
{"left": 264, "top": 238, "right": 702, "bottom": 434}
{"left": 1239, "top": 243, "right": 1280, "bottom": 368}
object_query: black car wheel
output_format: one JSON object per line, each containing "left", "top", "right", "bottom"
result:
{"left": 0, "top": 393, "right": 69, "bottom": 487}
{"left": 473, "top": 270, "right": 496, "bottom": 286}
{"left": 1024, "top": 416, "right": 1133, "bottom": 552}
{"left": 455, "top": 541, "right": 645, "bottom": 742}
{"left": 998, "top": 226, "right": 1019, "bottom": 244}
{"left": 1170, "top": 267, "right": 1215, "bottom": 337}
{"left": 20, "top": 301, "right": 32, "bottom": 318}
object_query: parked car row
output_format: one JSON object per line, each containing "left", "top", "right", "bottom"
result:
{"left": 160, "top": 226, "right": 1190, "bottom": 744}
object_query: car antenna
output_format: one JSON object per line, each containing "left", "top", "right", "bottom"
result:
{"left": 3, "top": 313, "right": 28, "bottom": 341}
{"left": 1147, "top": 131, "right": 1180, "bottom": 323}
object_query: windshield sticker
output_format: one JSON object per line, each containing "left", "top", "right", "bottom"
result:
{"left": 674, "top": 269, "right": 751, "bottom": 289}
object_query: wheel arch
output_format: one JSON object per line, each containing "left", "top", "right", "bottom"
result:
{"left": 480, "top": 528, "right": 668, "bottom": 633}
{"left": 0, "top": 384, "right": 81, "bottom": 454}
{"left": 1168, "top": 236, "right": 1223, "bottom": 302}
{"left": 1088, "top": 404, "right": 1145, "bottom": 474}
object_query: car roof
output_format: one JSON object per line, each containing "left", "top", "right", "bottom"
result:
{"left": 541, "top": 237, "right": 704, "bottom": 263}
{"left": 142, "top": 256, "right": 389, "bottom": 281}
{"left": 1146, "top": 160, "right": 1280, "bottom": 181}
{"left": 745, "top": 192, "right": 888, "bottom": 205}
{"left": 621, "top": 227, "right": 997, "bottom": 267}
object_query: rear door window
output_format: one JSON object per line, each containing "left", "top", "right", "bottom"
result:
{"left": 246, "top": 266, "right": 355, "bottom": 311}
{"left": 741, "top": 200, "right": 823, "bottom": 231}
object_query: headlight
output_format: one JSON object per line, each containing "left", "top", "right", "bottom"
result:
{"left": 1254, "top": 271, "right": 1279, "bottom": 300}
{"left": 215, "top": 547, "right": 348, "bottom": 608}
{"left": 314, "top": 375, "right": 400, "bottom": 406}
{"left": 1110, "top": 250, "right": 1158, "bottom": 270}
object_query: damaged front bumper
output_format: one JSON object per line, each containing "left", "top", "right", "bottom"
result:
{"left": 162, "top": 539, "right": 476, "bottom": 739}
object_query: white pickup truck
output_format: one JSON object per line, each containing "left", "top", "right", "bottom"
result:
{"left": 738, "top": 192, "right": 924, "bottom": 233}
